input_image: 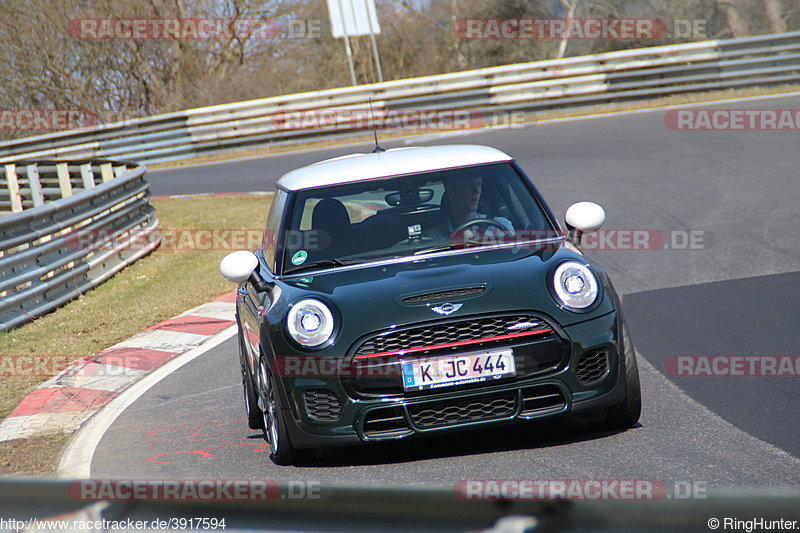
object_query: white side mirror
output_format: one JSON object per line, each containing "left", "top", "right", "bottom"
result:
{"left": 220, "top": 250, "right": 259, "bottom": 284}
{"left": 565, "top": 202, "right": 605, "bottom": 232}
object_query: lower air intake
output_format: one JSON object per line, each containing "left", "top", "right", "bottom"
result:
{"left": 408, "top": 392, "right": 516, "bottom": 429}
{"left": 576, "top": 349, "right": 609, "bottom": 384}
{"left": 303, "top": 389, "right": 343, "bottom": 421}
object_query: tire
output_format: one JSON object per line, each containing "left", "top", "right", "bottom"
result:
{"left": 239, "top": 336, "right": 264, "bottom": 430}
{"left": 256, "top": 356, "right": 300, "bottom": 465}
{"left": 589, "top": 321, "right": 641, "bottom": 431}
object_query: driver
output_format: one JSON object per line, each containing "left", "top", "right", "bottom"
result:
{"left": 428, "top": 176, "right": 514, "bottom": 243}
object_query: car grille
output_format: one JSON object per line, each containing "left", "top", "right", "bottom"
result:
{"left": 576, "top": 349, "right": 609, "bottom": 384}
{"left": 354, "top": 314, "right": 551, "bottom": 357}
{"left": 408, "top": 391, "right": 516, "bottom": 429}
{"left": 303, "top": 389, "right": 342, "bottom": 421}
{"left": 347, "top": 313, "right": 566, "bottom": 397}
{"left": 401, "top": 286, "right": 485, "bottom": 304}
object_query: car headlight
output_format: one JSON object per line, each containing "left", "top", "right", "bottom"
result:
{"left": 286, "top": 298, "right": 335, "bottom": 347}
{"left": 552, "top": 261, "right": 599, "bottom": 311}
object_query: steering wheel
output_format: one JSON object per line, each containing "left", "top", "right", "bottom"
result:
{"left": 450, "top": 218, "right": 513, "bottom": 244}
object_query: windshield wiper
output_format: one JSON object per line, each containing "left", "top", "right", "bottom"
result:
{"left": 413, "top": 242, "right": 468, "bottom": 256}
{"left": 285, "top": 258, "right": 363, "bottom": 274}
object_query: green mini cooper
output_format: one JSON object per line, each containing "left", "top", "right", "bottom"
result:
{"left": 220, "top": 144, "right": 641, "bottom": 465}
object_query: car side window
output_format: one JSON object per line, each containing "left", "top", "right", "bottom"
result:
{"left": 262, "top": 190, "right": 288, "bottom": 271}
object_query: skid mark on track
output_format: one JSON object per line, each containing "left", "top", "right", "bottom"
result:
{"left": 135, "top": 417, "right": 268, "bottom": 464}
{"left": 146, "top": 442, "right": 270, "bottom": 464}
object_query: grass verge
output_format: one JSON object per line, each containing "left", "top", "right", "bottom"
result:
{"left": 0, "top": 193, "right": 269, "bottom": 475}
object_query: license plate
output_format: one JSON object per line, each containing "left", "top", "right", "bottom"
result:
{"left": 400, "top": 349, "right": 515, "bottom": 391}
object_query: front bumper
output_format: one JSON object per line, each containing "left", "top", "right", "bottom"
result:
{"left": 273, "top": 311, "right": 625, "bottom": 450}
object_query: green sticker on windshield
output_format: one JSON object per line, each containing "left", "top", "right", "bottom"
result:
{"left": 291, "top": 250, "right": 308, "bottom": 265}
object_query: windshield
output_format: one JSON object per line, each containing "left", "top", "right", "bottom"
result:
{"left": 280, "top": 163, "right": 558, "bottom": 274}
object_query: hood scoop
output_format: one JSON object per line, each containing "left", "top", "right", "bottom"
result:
{"left": 400, "top": 286, "right": 486, "bottom": 304}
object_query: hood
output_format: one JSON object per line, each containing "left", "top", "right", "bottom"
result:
{"left": 273, "top": 244, "right": 614, "bottom": 350}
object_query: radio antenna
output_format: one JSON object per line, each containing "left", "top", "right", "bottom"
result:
{"left": 369, "top": 98, "right": 385, "bottom": 153}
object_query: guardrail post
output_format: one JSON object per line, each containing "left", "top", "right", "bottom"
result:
{"left": 4, "top": 164, "right": 23, "bottom": 213}
{"left": 100, "top": 162, "right": 114, "bottom": 183}
{"left": 56, "top": 162, "right": 72, "bottom": 198}
{"left": 80, "top": 163, "right": 96, "bottom": 189}
{"left": 26, "top": 164, "right": 44, "bottom": 208}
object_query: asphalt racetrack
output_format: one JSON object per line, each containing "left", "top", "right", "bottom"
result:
{"left": 91, "top": 95, "right": 800, "bottom": 486}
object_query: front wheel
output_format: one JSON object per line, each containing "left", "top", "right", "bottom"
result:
{"left": 589, "top": 321, "right": 641, "bottom": 431}
{"left": 257, "top": 357, "right": 300, "bottom": 465}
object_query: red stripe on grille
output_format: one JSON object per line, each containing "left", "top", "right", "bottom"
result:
{"left": 353, "top": 328, "right": 553, "bottom": 360}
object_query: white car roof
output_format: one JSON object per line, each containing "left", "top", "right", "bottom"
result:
{"left": 275, "top": 145, "right": 513, "bottom": 191}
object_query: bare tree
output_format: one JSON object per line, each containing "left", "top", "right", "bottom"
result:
{"left": 717, "top": 0, "right": 752, "bottom": 37}
{"left": 0, "top": 0, "right": 795, "bottom": 141}
{"left": 556, "top": 0, "right": 577, "bottom": 60}
{"left": 763, "top": 0, "right": 788, "bottom": 33}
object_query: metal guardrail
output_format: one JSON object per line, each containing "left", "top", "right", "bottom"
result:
{"left": 0, "top": 32, "right": 799, "bottom": 166}
{"left": 0, "top": 161, "right": 159, "bottom": 331}
{"left": 0, "top": 479, "right": 799, "bottom": 533}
